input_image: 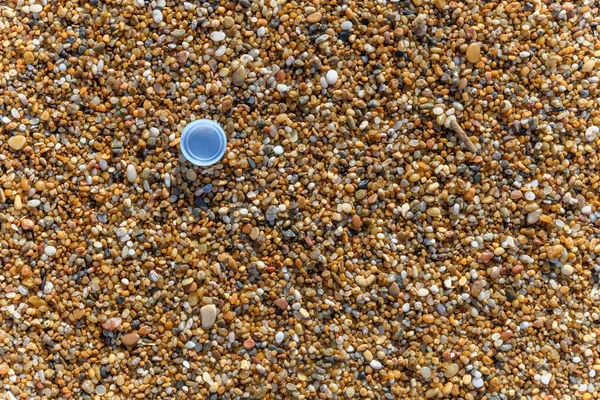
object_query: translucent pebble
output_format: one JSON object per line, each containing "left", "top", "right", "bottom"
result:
{"left": 152, "top": 9, "right": 163, "bottom": 23}
{"left": 275, "top": 332, "right": 284, "bottom": 343}
{"left": 341, "top": 21, "right": 353, "bottom": 30}
{"left": 210, "top": 31, "right": 226, "bottom": 41}
{"left": 44, "top": 246, "right": 57, "bottom": 256}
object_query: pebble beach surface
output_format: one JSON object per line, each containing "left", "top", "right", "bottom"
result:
{"left": 1, "top": 0, "right": 600, "bottom": 399}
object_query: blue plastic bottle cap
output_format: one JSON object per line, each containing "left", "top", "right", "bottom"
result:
{"left": 180, "top": 119, "right": 227, "bottom": 166}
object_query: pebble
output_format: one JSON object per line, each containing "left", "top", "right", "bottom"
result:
{"left": 466, "top": 43, "right": 481, "bottom": 63}
{"left": 586, "top": 126, "right": 599, "bottom": 142}
{"left": 102, "top": 317, "right": 122, "bottom": 331}
{"left": 8, "top": 135, "right": 26, "bottom": 150}
{"left": 210, "top": 31, "right": 226, "bottom": 42}
{"left": 23, "top": 51, "right": 35, "bottom": 64}
{"left": 243, "top": 337, "right": 255, "bottom": 350}
{"left": 200, "top": 304, "right": 217, "bottom": 329}
{"left": 273, "top": 145, "right": 284, "bottom": 155}
{"left": 561, "top": 264, "right": 574, "bottom": 276}
{"left": 341, "top": 21, "right": 353, "bottom": 30}
{"left": 126, "top": 164, "right": 137, "bottom": 182}
{"left": 445, "top": 363, "right": 459, "bottom": 378}
{"left": 370, "top": 360, "right": 383, "bottom": 370}
{"left": 274, "top": 298, "right": 289, "bottom": 310}
{"left": 275, "top": 332, "right": 284, "bottom": 343}
{"left": 326, "top": 70, "right": 339, "bottom": 85}
{"left": 152, "top": 9, "right": 163, "bottom": 23}
{"left": 44, "top": 246, "right": 57, "bottom": 256}
{"left": 306, "top": 12, "right": 322, "bottom": 23}
{"left": 121, "top": 333, "right": 140, "bottom": 346}
{"left": 232, "top": 65, "right": 247, "bottom": 86}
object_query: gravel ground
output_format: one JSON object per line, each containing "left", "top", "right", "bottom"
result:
{"left": 1, "top": 0, "right": 600, "bottom": 399}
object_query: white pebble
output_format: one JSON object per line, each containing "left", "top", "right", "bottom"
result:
{"left": 586, "top": 126, "right": 599, "bottom": 142}
{"left": 273, "top": 145, "right": 284, "bottom": 155}
{"left": 561, "top": 264, "right": 574, "bottom": 276}
{"left": 417, "top": 288, "right": 429, "bottom": 297}
{"left": 326, "top": 70, "right": 339, "bottom": 85}
{"left": 44, "top": 246, "right": 57, "bottom": 256}
{"left": 370, "top": 360, "right": 383, "bottom": 370}
{"left": 341, "top": 21, "right": 353, "bottom": 30}
{"left": 541, "top": 374, "right": 551, "bottom": 385}
{"left": 275, "top": 332, "right": 284, "bottom": 343}
{"left": 152, "top": 9, "right": 163, "bottom": 23}
{"left": 472, "top": 377, "right": 484, "bottom": 388}
{"left": 126, "top": 164, "right": 137, "bottom": 182}
{"left": 210, "top": 31, "right": 226, "bottom": 42}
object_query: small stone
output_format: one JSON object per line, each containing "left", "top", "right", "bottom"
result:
{"left": 210, "top": 31, "right": 226, "bottom": 42}
{"left": 341, "top": 21, "right": 353, "bottom": 30}
{"left": 389, "top": 282, "right": 400, "bottom": 297}
{"left": 445, "top": 363, "right": 459, "bottom": 378}
{"left": 96, "top": 385, "right": 107, "bottom": 395}
{"left": 420, "top": 366, "right": 431, "bottom": 379}
{"left": 121, "top": 333, "right": 140, "bottom": 346}
{"left": 586, "top": 126, "right": 599, "bottom": 142}
{"left": 434, "top": 0, "right": 446, "bottom": 9}
{"left": 0, "top": 364, "right": 9, "bottom": 375}
{"left": 326, "top": 70, "right": 339, "bottom": 85}
{"left": 275, "top": 332, "right": 284, "bottom": 343}
{"left": 152, "top": 9, "right": 163, "bottom": 23}
{"left": 30, "top": 4, "right": 43, "bottom": 13}
{"left": 21, "top": 219, "right": 35, "bottom": 230}
{"left": 273, "top": 145, "right": 284, "bottom": 155}
{"left": 232, "top": 65, "right": 247, "bottom": 86}
{"left": 274, "top": 298, "right": 289, "bottom": 310}
{"left": 44, "top": 245, "right": 57, "bottom": 256}
{"left": 243, "top": 337, "right": 255, "bottom": 350}
{"left": 126, "top": 164, "right": 137, "bottom": 182}
{"left": 102, "top": 317, "right": 122, "bottom": 331}
{"left": 582, "top": 59, "right": 597, "bottom": 73}
{"left": 466, "top": 43, "right": 481, "bottom": 63}
{"left": 340, "top": 203, "right": 352, "bottom": 213}
{"left": 200, "top": 304, "right": 217, "bottom": 329}
{"left": 306, "top": 12, "right": 322, "bottom": 23}
{"left": 8, "top": 135, "right": 26, "bottom": 150}
{"left": 473, "top": 377, "right": 484, "bottom": 389}
{"left": 370, "top": 360, "right": 383, "bottom": 370}
{"left": 541, "top": 374, "right": 551, "bottom": 385}
{"left": 23, "top": 51, "right": 35, "bottom": 64}
{"left": 351, "top": 215, "right": 363, "bottom": 230}
{"left": 561, "top": 264, "right": 574, "bottom": 276}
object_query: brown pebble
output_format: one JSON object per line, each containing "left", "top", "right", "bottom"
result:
{"left": 243, "top": 337, "right": 255, "bottom": 350}
{"left": 351, "top": 215, "right": 363, "bottom": 230}
{"left": 466, "top": 43, "right": 481, "bottom": 63}
{"left": 21, "top": 219, "right": 35, "bottom": 230}
{"left": 273, "top": 298, "right": 289, "bottom": 310}
{"left": 121, "top": 333, "right": 140, "bottom": 346}
{"left": 23, "top": 51, "right": 35, "bottom": 64}
{"left": 306, "top": 12, "right": 322, "bottom": 23}
{"left": 389, "top": 282, "right": 400, "bottom": 297}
